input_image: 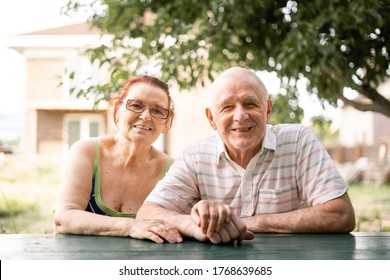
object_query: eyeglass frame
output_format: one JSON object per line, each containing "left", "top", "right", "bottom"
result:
{"left": 123, "top": 99, "right": 171, "bottom": 120}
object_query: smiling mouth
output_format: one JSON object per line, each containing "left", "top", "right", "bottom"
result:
{"left": 133, "top": 124, "right": 152, "bottom": 131}
{"left": 232, "top": 127, "right": 253, "bottom": 132}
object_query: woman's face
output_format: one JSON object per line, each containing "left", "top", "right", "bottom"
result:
{"left": 116, "top": 83, "right": 170, "bottom": 145}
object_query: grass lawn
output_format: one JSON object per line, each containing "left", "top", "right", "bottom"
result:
{"left": 0, "top": 154, "right": 61, "bottom": 234}
{"left": 1, "top": 154, "right": 389, "bottom": 233}
{"left": 348, "top": 183, "right": 390, "bottom": 232}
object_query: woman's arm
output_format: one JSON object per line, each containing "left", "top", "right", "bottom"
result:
{"left": 54, "top": 139, "right": 181, "bottom": 243}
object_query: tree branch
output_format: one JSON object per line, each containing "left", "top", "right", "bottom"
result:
{"left": 321, "top": 65, "right": 390, "bottom": 118}
{"left": 360, "top": 84, "right": 390, "bottom": 113}
{"left": 337, "top": 93, "right": 390, "bottom": 118}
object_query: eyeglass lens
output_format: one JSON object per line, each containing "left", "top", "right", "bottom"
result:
{"left": 126, "top": 99, "right": 169, "bottom": 119}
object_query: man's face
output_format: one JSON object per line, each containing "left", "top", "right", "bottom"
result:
{"left": 206, "top": 76, "right": 272, "bottom": 159}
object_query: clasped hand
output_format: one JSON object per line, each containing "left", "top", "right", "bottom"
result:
{"left": 191, "top": 200, "right": 254, "bottom": 244}
{"left": 129, "top": 219, "right": 182, "bottom": 243}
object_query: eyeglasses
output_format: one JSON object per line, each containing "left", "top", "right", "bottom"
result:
{"left": 125, "top": 99, "right": 170, "bottom": 120}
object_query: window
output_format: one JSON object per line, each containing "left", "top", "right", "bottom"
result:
{"left": 64, "top": 114, "right": 105, "bottom": 151}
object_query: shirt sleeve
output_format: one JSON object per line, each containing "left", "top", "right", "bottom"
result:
{"left": 145, "top": 147, "right": 201, "bottom": 214}
{"left": 296, "top": 125, "right": 348, "bottom": 206}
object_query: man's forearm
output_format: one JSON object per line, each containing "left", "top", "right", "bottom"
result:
{"left": 243, "top": 194, "right": 356, "bottom": 233}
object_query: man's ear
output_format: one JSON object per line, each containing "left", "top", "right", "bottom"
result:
{"left": 205, "top": 108, "right": 217, "bottom": 130}
{"left": 266, "top": 99, "right": 273, "bottom": 123}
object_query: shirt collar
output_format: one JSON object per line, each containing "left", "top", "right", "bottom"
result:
{"left": 263, "top": 124, "right": 277, "bottom": 151}
{"left": 216, "top": 133, "right": 227, "bottom": 165}
{"left": 216, "top": 124, "right": 277, "bottom": 165}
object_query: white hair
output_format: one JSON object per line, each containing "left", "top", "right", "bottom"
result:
{"left": 208, "top": 67, "right": 269, "bottom": 108}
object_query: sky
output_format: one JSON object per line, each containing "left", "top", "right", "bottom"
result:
{"left": 0, "top": 0, "right": 90, "bottom": 114}
{"left": 0, "top": 0, "right": 341, "bottom": 126}
{"left": 0, "top": 0, "right": 84, "bottom": 38}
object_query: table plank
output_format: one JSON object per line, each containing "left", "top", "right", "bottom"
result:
{"left": 1, "top": 233, "right": 389, "bottom": 260}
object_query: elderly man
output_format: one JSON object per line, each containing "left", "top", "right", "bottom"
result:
{"left": 137, "top": 67, "right": 356, "bottom": 244}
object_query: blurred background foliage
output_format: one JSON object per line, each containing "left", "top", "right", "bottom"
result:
{"left": 62, "top": 0, "right": 390, "bottom": 124}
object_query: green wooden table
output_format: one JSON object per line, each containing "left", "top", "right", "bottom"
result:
{"left": 1, "top": 232, "right": 389, "bottom": 260}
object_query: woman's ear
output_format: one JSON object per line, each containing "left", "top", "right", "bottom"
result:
{"left": 205, "top": 108, "right": 216, "bottom": 130}
{"left": 109, "top": 97, "right": 122, "bottom": 125}
{"left": 161, "top": 114, "right": 173, "bottom": 134}
{"left": 161, "top": 123, "right": 169, "bottom": 134}
{"left": 111, "top": 97, "right": 121, "bottom": 108}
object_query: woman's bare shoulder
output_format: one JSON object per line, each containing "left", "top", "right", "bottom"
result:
{"left": 70, "top": 138, "right": 97, "bottom": 153}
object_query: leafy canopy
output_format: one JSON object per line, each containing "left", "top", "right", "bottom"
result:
{"left": 63, "top": 0, "right": 390, "bottom": 118}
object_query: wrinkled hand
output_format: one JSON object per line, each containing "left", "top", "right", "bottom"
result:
{"left": 191, "top": 200, "right": 232, "bottom": 235}
{"left": 129, "top": 219, "right": 182, "bottom": 243}
{"left": 207, "top": 214, "right": 255, "bottom": 244}
{"left": 191, "top": 200, "right": 255, "bottom": 244}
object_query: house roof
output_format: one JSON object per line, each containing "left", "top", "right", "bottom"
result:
{"left": 23, "top": 22, "right": 102, "bottom": 36}
{"left": 5, "top": 21, "right": 110, "bottom": 51}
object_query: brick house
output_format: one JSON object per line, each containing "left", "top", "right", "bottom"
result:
{"left": 335, "top": 80, "right": 390, "bottom": 183}
{"left": 338, "top": 79, "right": 390, "bottom": 163}
{"left": 4, "top": 23, "right": 110, "bottom": 156}
{"left": 5, "top": 22, "right": 213, "bottom": 158}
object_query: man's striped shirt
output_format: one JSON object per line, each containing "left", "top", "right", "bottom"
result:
{"left": 146, "top": 124, "right": 348, "bottom": 217}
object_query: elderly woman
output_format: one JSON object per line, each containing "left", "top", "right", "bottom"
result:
{"left": 54, "top": 75, "right": 182, "bottom": 243}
